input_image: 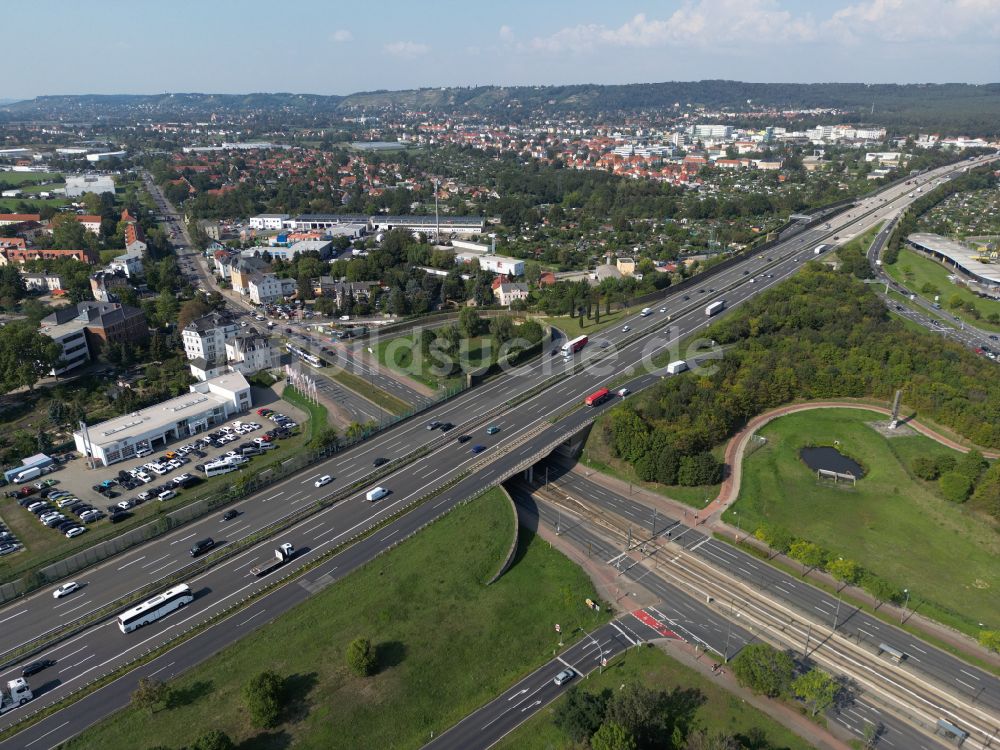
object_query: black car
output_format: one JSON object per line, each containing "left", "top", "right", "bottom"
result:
{"left": 440, "top": 422, "right": 454, "bottom": 432}
{"left": 21, "top": 659, "right": 55, "bottom": 677}
{"left": 682, "top": 295, "right": 690, "bottom": 301}
{"left": 457, "top": 434, "right": 471, "bottom": 444}
{"left": 190, "top": 538, "right": 215, "bottom": 557}
{"left": 221, "top": 510, "right": 239, "bottom": 522}
{"left": 373, "top": 457, "right": 389, "bottom": 467}
{"left": 109, "top": 511, "right": 129, "bottom": 523}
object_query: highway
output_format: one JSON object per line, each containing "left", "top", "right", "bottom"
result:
{"left": 518, "top": 466, "right": 998, "bottom": 748}
{"left": 0, "top": 158, "right": 990, "bottom": 746}
{"left": 421, "top": 484, "right": 946, "bottom": 750}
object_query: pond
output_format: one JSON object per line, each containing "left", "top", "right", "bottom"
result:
{"left": 799, "top": 446, "right": 865, "bottom": 478}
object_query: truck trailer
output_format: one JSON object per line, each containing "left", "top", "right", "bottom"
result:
{"left": 704, "top": 300, "right": 726, "bottom": 317}
{"left": 667, "top": 360, "right": 688, "bottom": 375}
{"left": 250, "top": 543, "right": 294, "bottom": 577}
{"left": 560, "top": 335, "right": 588, "bottom": 357}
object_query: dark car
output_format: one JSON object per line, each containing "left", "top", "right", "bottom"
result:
{"left": 471, "top": 445, "right": 486, "bottom": 454}
{"left": 190, "top": 538, "right": 215, "bottom": 557}
{"left": 109, "top": 511, "right": 129, "bottom": 523}
{"left": 21, "top": 659, "right": 55, "bottom": 678}
{"left": 373, "top": 457, "right": 389, "bottom": 467}
{"left": 457, "top": 434, "right": 471, "bottom": 444}
{"left": 221, "top": 510, "right": 239, "bottom": 522}
{"left": 682, "top": 295, "right": 690, "bottom": 301}
{"left": 440, "top": 422, "right": 454, "bottom": 432}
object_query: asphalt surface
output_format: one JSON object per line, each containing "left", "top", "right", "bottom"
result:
{"left": 527, "top": 467, "right": 994, "bottom": 748}
{"left": 141, "top": 175, "right": 415, "bottom": 424}
{"left": 0, "top": 158, "right": 991, "bottom": 747}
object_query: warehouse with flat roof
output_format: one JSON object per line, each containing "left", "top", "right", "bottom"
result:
{"left": 907, "top": 233, "right": 1000, "bottom": 288}
{"left": 73, "top": 373, "right": 251, "bottom": 466}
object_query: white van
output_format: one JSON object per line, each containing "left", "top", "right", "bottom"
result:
{"left": 365, "top": 487, "right": 388, "bottom": 503}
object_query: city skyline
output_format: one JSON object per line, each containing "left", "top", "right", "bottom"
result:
{"left": 5, "top": 0, "right": 999, "bottom": 101}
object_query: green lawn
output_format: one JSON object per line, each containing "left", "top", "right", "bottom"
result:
{"left": 0, "top": 171, "right": 61, "bottom": 186}
{"left": 836, "top": 223, "right": 880, "bottom": 259}
{"left": 64, "top": 487, "right": 608, "bottom": 750}
{"left": 496, "top": 645, "right": 814, "bottom": 750}
{"left": 535, "top": 301, "right": 646, "bottom": 339}
{"left": 319, "top": 367, "right": 411, "bottom": 417}
{"left": 375, "top": 333, "right": 493, "bottom": 390}
{"left": 280, "top": 383, "right": 330, "bottom": 442}
{"left": 885, "top": 247, "right": 1000, "bottom": 332}
{"left": 731, "top": 408, "right": 1000, "bottom": 633}
{"left": 581, "top": 415, "right": 721, "bottom": 508}
{"left": 0, "top": 197, "right": 68, "bottom": 212}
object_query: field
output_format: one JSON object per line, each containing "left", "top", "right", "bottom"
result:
{"left": 375, "top": 332, "right": 494, "bottom": 390}
{"left": 535, "top": 301, "right": 647, "bottom": 340}
{"left": 581, "top": 414, "right": 721, "bottom": 508}
{"left": 0, "top": 171, "right": 62, "bottom": 186}
{"left": 63, "top": 487, "right": 608, "bottom": 750}
{"left": 731, "top": 408, "right": 1000, "bottom": 633}
{"left": 496, "top": 645, "right": 814, "bottom": 750}
{"left": 885, "top": 247, "right": 1000, "bottom": 332}
{"left": 836, "top": 223, "right": 879, "bottom": 259}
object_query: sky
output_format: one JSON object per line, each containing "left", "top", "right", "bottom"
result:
{"left": 6, "top": 0, "right": 999, "bottom": 99}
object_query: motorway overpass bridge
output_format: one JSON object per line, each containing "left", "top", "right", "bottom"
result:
{"left": 0, "top": 156, "right": 996, "bottom": 748}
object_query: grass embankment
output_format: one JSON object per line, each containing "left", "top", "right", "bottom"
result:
{"left": 375, "top": 333, "right": 493, "bottom": 390}
{"left": 64, "top": 488, "right": 608, "bottom": 749}
{"left": 732, "top": 408, "right": 1000, "bottom": 634}
{"left": 0, "top": 391, "right": 320, "bottom": 582}
{"left": 496, "top": 645, "right": 814, "bottom": 750}
{"left": 0, "top": 171, "right": 62, "bottom": 185}
{"left": 581, "top": 417, "right": 721, "bottom": 508}
{"left": 536, "top": 302, "right": 648, "bottom": 339}
{"left": 885, "top": 247, "right": 1000, "bottom": 332}
{"left": 836, "top": 223, "right": 880, "bottom": 259}
{"left": 319, "top": 367, "right": 410, "bottom": 417}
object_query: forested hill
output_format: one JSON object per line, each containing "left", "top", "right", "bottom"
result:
{"left": 3, "top": 81, "right": 999, "bottom": 134}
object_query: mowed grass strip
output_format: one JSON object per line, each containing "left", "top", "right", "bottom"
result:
{"left": 321, "top": 367, "right": 410, "bottom": 416}
{"left": 63, "top": 488, "right": 608, "bottom": 750}
{"left": 496, "top": 644, "right": 815, "bottom": 750}
{"left": 885, "top": 247, "right": 1000, "bottom": 332}
{"left": 733, "top": 408, "right": 1000, "bottom": 632}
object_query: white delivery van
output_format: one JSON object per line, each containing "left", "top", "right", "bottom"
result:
{"left": 366, "top": 486, "right": 389, "bottom": 502}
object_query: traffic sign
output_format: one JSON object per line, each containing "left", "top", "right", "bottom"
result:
{"left": 555, "top": 623, "right": 561, "bottom": 633}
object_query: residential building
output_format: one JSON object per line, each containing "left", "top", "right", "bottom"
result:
{"left": 225, "top": 332, "right": 281, "bottom": 375}
{"left": 89, "top": 270, "right": 132, "bottom": 302}
{"left": 0, "top": 247, "right": 98, "bottom": 265}
{"left": 0, "top": 213, "right": 40, "bottom": 227}
{"left": 75, "top": 215, "right": 102, "bottom": 234}
{"left": 20, "top": 272, "right": 64, "bottom": 293}
{"left": 108, "top": 250, "right": 143, "bottom": 278}
{"left": 454, "top": 252, "right": 524, "bottom": 276}
{"left": 315, "top": 279, "right": 378, "bottom": 307}
{"left": 197, "top": 219, "right": 221, "bottom": 241}
{"left": 228, "top": 255, "right": 270, "bottom": 295}
{"left": 494, "top": 282, "right": 529, "bottom": 306}
{"left": 247, "top": 273, "right": 295, "bottom": 304}
{"left": 616, "top": 257, "right": 637, "bottom": 276}
{"left": 39, "top": 316, "right": 91, "bottom": 375}
{"left": 64, "top": 175, "right": 115, "bottom": 197}
{"left": 182, "top": 312, "right": 240, "bottom": 363}
{"left": 73, "top": 372, "right": 252, "bottom": 466}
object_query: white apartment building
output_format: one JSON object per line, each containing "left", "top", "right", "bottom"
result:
{"left": 39, "top": 318, "right": 91, "bottom": 375}
{"left": 182, "top": 312, "right": 240, "bottom": 363}
{"left": 248, "top": 273, "right": 295, "bottom": 305}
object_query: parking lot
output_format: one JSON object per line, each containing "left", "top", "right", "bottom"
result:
{"left": 0, "top": 396, "right": 307, "bottom": 562}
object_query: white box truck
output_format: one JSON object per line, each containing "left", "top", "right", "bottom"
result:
{"left": 640, "top": 307, "right": 652, "bottom": 317}
{"left": 705, "top": 300, "right": 725, "bottom": 317}
{"left": 667, "top": 360, "right": 688, "bottom": 375}
{"left": 366, "top": 486, "right": 389, "bottom": 502}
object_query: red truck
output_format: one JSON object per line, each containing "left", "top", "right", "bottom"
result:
{"left": 584, "top": 387, "right": 611, "bottom": 407}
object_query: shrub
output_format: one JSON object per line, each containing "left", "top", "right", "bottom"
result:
{"left": 346, "top": 636, "right": 377, "bottom": 676}
{"left": 910, "top": 455, "right": 940, "bottom": 480}
{"left": 938, "top": 471, "right": 973, "bottom": 503}
{"left": 731, "top": 643, "right": 795, "bottom": 697}
{"left": 243, "top": 670, "right": 284, "bottom": 728}
{"left": 192, "top": 729, "right": 235, "bottom": 750}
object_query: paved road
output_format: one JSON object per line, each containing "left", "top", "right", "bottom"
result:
{"left": 141, "top": 175, "right": 407, "bottom": 424}
{"left": 532, "top": 466, "right": 995, "bottom": 748}
{"left": 0, "top": 158, "right": 991, "bottom": 745}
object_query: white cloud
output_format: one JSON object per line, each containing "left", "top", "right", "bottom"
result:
{"left": 499, "top": 25, "right": 515, "bottom": 42}
{"left": 331, "top": 29, "right": 353, "bottom": 43}
{"left": 823, "top": 0, "right": 1000, "bottom": 45}
{"left": 529, "top": 1, "right": 817, "bottom": 52}
{"left": 384, "top": 41, "right": 430, "bottom": 59}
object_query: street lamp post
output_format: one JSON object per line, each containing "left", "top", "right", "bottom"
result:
{"left": 901, "top": 588, "right": 910, "bottom": 624}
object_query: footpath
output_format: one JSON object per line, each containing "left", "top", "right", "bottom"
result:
{"left": 521, "top": 490, "right": 853, "bottom": 750}
{"left": 558, "top": 399, "right": 1000, "bottom": 670}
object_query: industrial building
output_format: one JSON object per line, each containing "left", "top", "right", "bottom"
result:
{"left": 73, "top": 372, "right": 252, "bottom": 466}
{"left": 907, "top": 233, "right": 1000, "bottom": 289}
{"left": 65, "top": 175, "right": 115, "bottom": 197}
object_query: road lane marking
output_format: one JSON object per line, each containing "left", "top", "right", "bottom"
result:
{"left": 262, "top": 491, "right": 284, "bottom": 503}
{"left": 148, "top": 660, "right": 176, "bottom": 678}
{"left": 141, "top": 554, "right": 171, "bottom": 569}
{"left": 237, "top": 610, "right": 267, "bottom": 627}
{"left": 116, "top": 556, "right": 146, "bottom": 570}
{"left": 58, "top": 600, "right": 94, "bottom": 617}
{"left": 58, "top": 653, "right": 94, "bottom": 674}
{"left": 0, "top": 609, "right": 27, "bottom": 625}
{"left": 24, "top": 721, "right": 69, "bottom": 747}
{"left": 170, "top": 533, "right": 197, "bottom": 546}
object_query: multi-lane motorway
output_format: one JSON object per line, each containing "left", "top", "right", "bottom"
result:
{"left": 0, "top": 158, "right": 993, "bottom": 747}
